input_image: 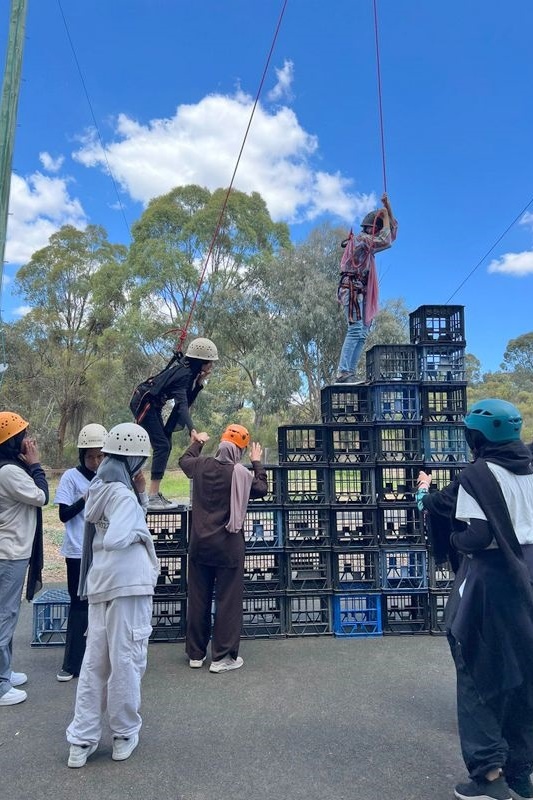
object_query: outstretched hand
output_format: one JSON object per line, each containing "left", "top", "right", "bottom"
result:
{"left": 249, "top": 442, "right": 263, "bottom": 462}
{"left": 417, "top": 470, "right": 432, "bottom": 489}
{"left": 191, "top": 429, "right": 209, "bottom": 444}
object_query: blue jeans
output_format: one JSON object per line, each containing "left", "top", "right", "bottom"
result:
{"left": 337, "top": 304, "right": 371, "bottom": 375}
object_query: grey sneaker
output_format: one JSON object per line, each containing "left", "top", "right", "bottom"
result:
{"left": 148, "top": 493, "right": 180, "bottom": 511}
{"left": 454, "top": 776, "right": 512, "bottom": 800}
{"left": 68, "top": 743, "right": 98, "bottom": 768}
{"left": 209, "top": 656, "right": 244, "bottom": 673}
{"left": 56, "top": 669, "right": 75, "bottom": 682}
{"left": 189, "top": 657, "right": 206, "bottom": 669}
{"left": 112, "top": 733, "right": 139, "bottom": 761}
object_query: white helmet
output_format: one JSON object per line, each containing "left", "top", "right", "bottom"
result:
{"left": 185, "top": 337, "right": 219, "bottom": 361}
{"left": 77, "top": 423, "right": 108, "bottom": 449}
{"left": 102, "top": 423, "right": 151, "bottom": 456}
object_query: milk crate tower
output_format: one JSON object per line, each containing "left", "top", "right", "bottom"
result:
{"left": 146, "top": 506, "right": 189, "bottom": 643}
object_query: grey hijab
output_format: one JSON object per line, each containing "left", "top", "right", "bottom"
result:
{"left": 214, "top": 441, "right": 253, "bottom": 533}
{"left": 97, "top": 455, "right": 147, "bottom": 488}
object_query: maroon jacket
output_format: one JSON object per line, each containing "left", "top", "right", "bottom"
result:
{"left": 179, "top": 441, "right": 268, "bottom": 567}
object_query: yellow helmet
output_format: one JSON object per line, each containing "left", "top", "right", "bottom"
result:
{"left": 0, "top": 412, "right": 29, "bottom": 445}
{"left": 220, "top": 424, "right": 250, "bottom": 449}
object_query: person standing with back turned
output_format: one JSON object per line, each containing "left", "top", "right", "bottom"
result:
{"left": 417, "top": 399, "right": 533, "bottom": 800}
{"left": 179, "top": 425, "right": 267, "bottom": 673}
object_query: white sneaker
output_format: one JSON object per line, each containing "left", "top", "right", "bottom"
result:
{"left": 10, "top": 671, "right": 27, "bottom": 687}
{"left": 189, "top": 657, "right": 206, "bottom": 668}
{"left": 56, "top": 670, "right": 75, "bottom": 682}
{"left": 148, "top": 493, "right": 179, "bottom": 511}
{"left": 112, "top": 733, "right": 139, "bottom": 761}
{"left": 0, "top": 687, "right": 27, "bottom": 706}
{"left": 68, "top": 743, "right": 98, "bottom": 768}
{"left": 209, "top": 656, "right": 244, "bottom": 673}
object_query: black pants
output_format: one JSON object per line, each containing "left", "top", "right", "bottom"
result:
{"left": 186, "top": 558, "right": 244, "bottom": 662}
{"left": 448, "top": 634, "right": 533, "bottom": 782}
{"left": 62, "top": 558, "right": 88, "bottom": 676}
{"left": 140, "top": 406, "right": 172, "bottom": 481}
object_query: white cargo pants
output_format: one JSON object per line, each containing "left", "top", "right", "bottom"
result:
{"left": 66, "top": 595, "right": 153, "bottom": 745}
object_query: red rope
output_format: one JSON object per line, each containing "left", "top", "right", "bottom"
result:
{"left": 372, "top": 0, "right": 388, "bottom": 194}
{"left": 175, "top": 0, "right": 289, "bottom": 351}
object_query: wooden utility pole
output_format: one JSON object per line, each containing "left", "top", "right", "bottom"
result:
{"left": 0, "top": 0, "right": 29, "bottom": 297}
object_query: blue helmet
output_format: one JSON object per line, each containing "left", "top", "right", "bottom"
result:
{"left": 464, "top": 398, "right": 522, "bottom": 443}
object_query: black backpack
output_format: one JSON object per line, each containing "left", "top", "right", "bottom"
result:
{"left": 129, "top": 353, "right": 184, "bottom": 423}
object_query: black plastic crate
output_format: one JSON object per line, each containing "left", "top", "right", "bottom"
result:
{"left": 243, "top": 507, "right": 283, "bottom": 550}
{"left": 278, "top": 425, "right": 327, "bottom": 464}
{"left": 321, "top": 384, "right": 372, "bottom": 424}
{"left": 154, "top": 555, "right": 187, "bottom": 596}
{"left": 429, "top": 556, "right": 455, "bottom": 590}
{"left": 286, "top": 593, "right": 332, "bottom": 636}
{"left": 243, "top": 552, "right": 285, "bottom": 593}
{"left": 283, "top": 507, "right": 331, "bottom": 549}
{"left": 382, "top": 592, "right": 430, "bottom": 634}
{"left": 279, "top": 466, "right": 328, "bottom": 505}
{"left": 286, "top": 550, "right": 332, "bottom": 592}
{"left": 329, "top": 466, "right": 375, "bottom": 504}
{"left": 147, "top": 507, "right": 189, "bottom": 554}
{"left": 327, "top": 425, "right": 375, "bottom": 464}
{"left": 333, "top": 593, "right": 382, "bottom": 637}
{"left": 332, "top": 549, "right": 380, "bottom": 591}
{"left": 429, "top": 590, "right": 450, "bottom": 634}
{"left": 421, "top": 466, "right": 464, "bottom": 491}
{"left": 423, "top": 425, "right": 468, "bottom": 463}
{"left": 420, "top": 385, "right": 468, "bottom": 423}
{"left": 380, "top": 549, "right": 428, "bottom": 590}
{"left": 372, "top": 384, "right": 421, "bottom": 422}
{"left": 241, "top": 594, "right": 285, "bottom": 638}
{"left": 246, "top": 465, "right": 280, "bottom": 505}
{"left": 366, "top": 345, "right": 418, "bottom": 382}
{"left": 417, "top": 345, "right": 466, "bottom": 383}
{"left": 375, "top": 425, "right": 423, "bottom": 463}
{"left": 150, "top": 596, "right": 187, "bottom": 643}
{"left": 378, "top": 506, "right": 426, "bottom": 547}
{"left": 375, "top": 466, "right": 419, "bottom": 502}
{"left": 409, "top": 305, "right": 465, "bottom": 345}
{"left": 331, "top": 507, "right": 379, "bottom": 548}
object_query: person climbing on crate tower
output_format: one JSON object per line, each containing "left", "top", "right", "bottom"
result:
{"left": 54, "top": 423, "right": 107, "bottom": 683}
{"left": 335, "top": 192, "right": 397, "bottom": 383}
{"left": 0, "top": 412, "right": 48, "bottom": 707}
{"left": 130, "top": 337, "right": 216, "bottom": 511}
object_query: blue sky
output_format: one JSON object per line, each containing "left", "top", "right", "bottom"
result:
{"left": 1, "top": 0, "right": 533, "bottom": 372}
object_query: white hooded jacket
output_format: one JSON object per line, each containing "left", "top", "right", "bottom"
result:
{"left": 79, "top": 478, "right": 159, "bottom": 604}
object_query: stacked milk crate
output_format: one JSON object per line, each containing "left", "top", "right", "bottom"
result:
{"left": 146, "top": 506, "right": 189, "bottom": 642}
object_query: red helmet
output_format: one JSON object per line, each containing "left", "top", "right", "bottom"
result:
{"left": 220, "top": 424, "right": 250, "bottom": 449}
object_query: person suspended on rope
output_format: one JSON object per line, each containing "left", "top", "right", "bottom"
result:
{"left": 335, "top": 192, "right": 397, "bottom": 384}
{"left": 129, "top": 337, "right": 217, "bottom": 511}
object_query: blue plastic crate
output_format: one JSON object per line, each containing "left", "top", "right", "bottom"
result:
{"left": 423, "top": 425, "right": 468, "bottom": 463}
{"left": 283, "top": 507, "right": 331, "bottom": 549}
{"left": 333, "top": 594, "right": 382, "bottom": 637}
{"left": 382, "top": 592, "right": 430, "bottom": 635}
{"left": 380, "top": 549, "right": 428, "bottom": 590}
{"left": 31, "top": 589, "right": 70, "bottom": 647}
{"left": 372, "top": 384, "right": 421, "bottom": 422}
{"left": 332, "top": 550, "right": 380, "bottom": 591}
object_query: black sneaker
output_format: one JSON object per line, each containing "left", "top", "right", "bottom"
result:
{"left": 454, "top": 776, "right": 512, "bottom": 800}
{"left": 506, "top": 773, "right": 533, "bottom": 799}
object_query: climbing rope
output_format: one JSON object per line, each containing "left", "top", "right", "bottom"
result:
{"left": 372, "top": 0, "right": 388, "bottom": 194}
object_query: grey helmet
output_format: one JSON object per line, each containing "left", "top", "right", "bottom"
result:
{"left": 185, "top": 337, "right": 219, "bottom": 361}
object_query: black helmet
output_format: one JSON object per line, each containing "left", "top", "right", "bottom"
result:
{"left": 361, "top": 211, "right": 383, "bottom": 231}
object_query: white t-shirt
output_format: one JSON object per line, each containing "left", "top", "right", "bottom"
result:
{"left": 54, "top": 467, "right": 91, "bottom": 558}
{"left": 456, "top": 462, "right": 533, "bottom": 546}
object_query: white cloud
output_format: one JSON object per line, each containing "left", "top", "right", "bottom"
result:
{"left": 520, "top": 211, "right": 533, "bottom": 229}
{"left": 488, "top": 251, "right": 533, "bottom": 276}
{"left": 267, "top": 60, "right": 294, "bottom": 103}
{"left": 39, "top": 152, "right": 65, "bottom": 173}
{"left": 14, "top": 305, "right": 31, "bottom": 317}
{"left": 5, "top": 172, "right": 87, "bottom": 265}
{"left": 73, "top": 90, "right": 372, "bottom": 224}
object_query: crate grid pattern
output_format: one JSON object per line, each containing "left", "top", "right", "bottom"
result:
{"left": 321, "top": 386, "right": 372, "bottom": 424}
{"left": 409, "top": 305, "right": 465, "bottom": 345}
{"left": 243, "top": 552, "right": 285, "bottom": 593}
{"left": 366, "top": 345, "right": 418, "bottom": 383}
{"left": 420, "top": 385, "right": 468, "bottom": 423}
{"left": 378, "top": 506, "right": 426, "bottom": 547}
{"left": 278, "top": 425, "right": 327, "bottom": 464}
{"left": 284, "top": 507, "right": 331, "bottom": 549}
{"left": 280, "top": 466, "right": 329, "bottom": 505}
{"left": 375, "top": 425, "right": 423, "bottom": 463}
{"left": 417, "top": 346, "right": 466, "bottom": 383}
{"left": 372, "top": 384, "right": 420, "bottom": 422}
{"left": 333, "top": 594, "right": 382, "bottom": 637}
{"left": 332, "top": 549, "right": 380, "bottom": 591}
{"left": 423, "top": 425, "right": 468, "bottom": 463}
{"left": 329, "top": 466, "right": 375, "bottom": 504}
{"left": 243, "top": 507, "right": 283, "bottom": 550}
{"left": 327, "top": 425, "right": 375, "bottom": 464}
{"left": 331, "top": 507, "right": 379, "bottom": 548}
